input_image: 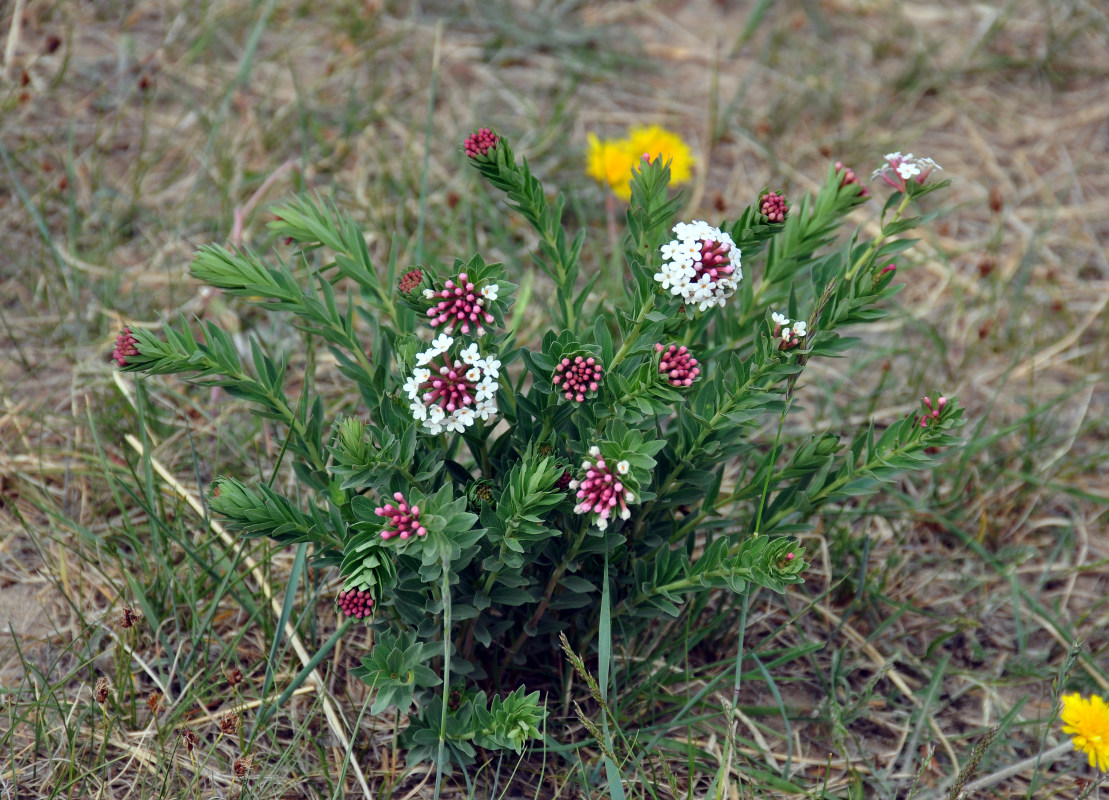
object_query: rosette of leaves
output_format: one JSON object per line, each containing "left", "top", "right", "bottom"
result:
{"left": 353, "top": 629, "right": 441, "bottom": 715}
{"left": 404, "top": 688, "right": 547, "bottom": 767}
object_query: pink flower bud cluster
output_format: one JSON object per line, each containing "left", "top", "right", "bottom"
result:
{"left": 375, "top": 492, "right": 428, "bottom": 540}
{"left": 835, "top": 161, "right": 869, "bottom": 197}
{"left": 655, "top": 343, "right": 700, "bottom": 387}
{"left": 112, "top": 327, "right": 139, "bottom": 366}
{"left": 337, "top": 588, "right": 374, "bottom": 619}
{"left": 426, "top": 272, "right": 496, "bottom": 336}
{"left": 873, "top": 152, "right": 942, "bottom": 193}
{"left": 568, "top": 447, "right": 635, "bottom": 532}
{"left": 398, "top": 268, "right": 424, "bottom": 295}
{"left": 759, "top": 192, "right": 788, "bottom": 223}
{"left": 919, "top": 395, "right": 947, "bottom": 428}
{"left": 464, "top": 128, "right": 499, "bottom": 159}
{"left": 553, "top": 355, "right": 603, "bottom": 402}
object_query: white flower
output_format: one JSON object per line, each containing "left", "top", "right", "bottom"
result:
{"left": 460, "top": 342, "right": 481, "bottom": 364}
{"left": 426, "top": 420, "right": 444, "bottom": 435}
{"left": 792, "top": 320, "right": 807, "bottom": 337}
{"left": 428, "top": 405, "right": 446, "bottom": 423}
{"left": 476, "top": 399, "right": 498, "bottom": 420}
{"left": 444, "top": 416, "right": 466, "bottom": 434}
{"left": 480, "top": 284, "right": 499, "bottom": 302}
{"left": 896, "top": 162, "right": 921, "bottom": 181}
{"left": 619, "top": 507, "right": 631, "bottom": 520}
{"left": 478, "top": 357, "right": 501, "bottom": 379}
{"left": 624, "top": 491, "right": 634, "bottom": 503}
{"left": 476, "top": 377, "right": 498, "bottom": 402}
{"left": 677, "top": 240, "right": 702, "bottom": 262}
{"left": 596, "top": 517, "right": 609, "bottom": 531}
{"left": 454, "top": 407, "right": 475, "bottom": 427}
{"left": 430, "top": 333, "right": 453, "bottom": 354}
{"left": 415, "top": 347, "right": 437, "bottom": 367}
{"left": 588, "top": 446, "right": 601, "bottom": 457}
{"left": 423, "top": 288, "right": 436, "bottom": 299}
{"left": 653, "top": 265, "right": 680, "bottom": 290}
{"left": 412, "top": 367, "right": 430, "bottom": 383}
{"left": 464, "top": 367, "right": 480, "bottom": 382}
{"left": 616, "top": 460, "right": 630, "bottom": 475}
{"left": 884, "top": 151, "right": 903, "bottom": 161}
{"left": 409, "top": 401, "right": 428, "bottom": 420}
{"left": 781, "top": 327, "right": 792, "bottom": 342}
{"left": 772, "top": 312, "right": 790, "bottom": 326}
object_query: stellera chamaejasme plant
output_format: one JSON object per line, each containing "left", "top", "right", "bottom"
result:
{"left": 114, "top": 126, "right": 961, "bottom": 773}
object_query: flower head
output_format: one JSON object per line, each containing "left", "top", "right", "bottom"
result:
{"left": 586, "top": 134, "right": 639, "bottom": 201}
{"left": 918, "top": 394, "right": 947, "bottom": 428}
{"left": 112, "top": 327, "right": 139, "bottom": 367}
{"left": 398, "top": 268, "right": 425, "bottom": 296}
{"left": 654, "top": 343, "right": 700, "bottom": 387}
{"left": 405, "top": 337, "right": 499, "bottom": 434}
{"left": 553, "top": 354, "right": 603, "bottom": 403}
{"left": 656, "top": 221, "right": 741, "bottom": 312}
{"left": 586, "top": 125, "right": 693, "bottom": 201}
{"left": 337, "top": 587, "right": 374, "bottom": 619}
{"left": 569, "top": 451, "right": 637, "bottom": 531}
{"left": 375, "top": 491, "right": 428, "bottom": 540}
{"left": 759, "top": 191, "right": 789, "bottom": 224}
{"left": 834, "top": 161, "right": 869, "bottom": 197}
{"left": 464, "top": 128, "right": 499, "bottom": 159}
{"left": 771, "top": 311, "right": 807, "bottom": 350}
{"left": 1061, "top": 693, "right": 1109, "bottom": 771}
{"left": 872, "top": 152, "right": 943, "bottom": 193}
{"left": 426, "top": 271, "right": 497, "bottom": 336}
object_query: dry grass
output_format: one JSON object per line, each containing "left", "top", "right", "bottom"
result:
{"left": 1, "top": 0, "right": 1108, "bottom": 797}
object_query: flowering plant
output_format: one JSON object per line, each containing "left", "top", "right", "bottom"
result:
{"left": 115, "top": 127, "right": 960, "bottom": 775}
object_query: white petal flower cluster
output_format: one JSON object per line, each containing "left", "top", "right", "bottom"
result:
{"left": 771, "top": 310, "right": 808, "bottom": 346}
{"left": 873, "top": 152, "right": 942, "bottom": 189}
{"left": 403, "top": 335, "right": 500, "bottom": 435}
{"left": 654, "top": 220, "right": 742, "bottom": 313}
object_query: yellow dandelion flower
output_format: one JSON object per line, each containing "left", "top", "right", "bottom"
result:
{"left": 626, "top": 124, "right": 695, "bottom": 186}
{"left": 1061, "top": 693, "right": 1109, "bottom": 771}
{"left": 586, "top": 134, "right": 638, "bottom": 201}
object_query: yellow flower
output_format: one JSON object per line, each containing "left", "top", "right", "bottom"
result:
{"left": 1061, "top": 693, "right": 1109, "bottom": 771}
{"left": 586, "top": 134, "right": 638, "bottom": 200}
{"left": 626, "top": 125, "right": 694, "bottom": 187}
{"left": 585, "top": 125, "right": 694, "bottom": 201}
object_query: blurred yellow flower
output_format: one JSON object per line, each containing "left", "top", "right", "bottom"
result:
{"left": 586, "top": 125, "right": 694, "bottom": 201}
{"left": 627, "top": 125, "right": 694, "bottom": 186}
{"left": 1061, "top": 693, "right": 1109, "bottom": 771}
{"left": 586, "top": 134, "right": 638, "bottom": 201}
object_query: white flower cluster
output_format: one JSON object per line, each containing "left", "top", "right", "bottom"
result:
{"left": 403, "top": 335, "right": 500, "bottom": 435}
{"left": 771, "top": 311, "right": 807, "bottom": 343}
{"left": 873, "top": 152, "right": 942, "bottom": 186}
{"left": 654, "top": 221, "right": 742, "bottom": 312}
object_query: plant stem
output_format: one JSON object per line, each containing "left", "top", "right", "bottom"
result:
{"left": 608, "top": 294, "right": 656, "bottom": 372}
{"left": 433, "top": 549, "right": 452, "bottom": 797}
{"left": 845, "top": 192, "right": 912, "bottom": 281}
{"left": 500, "top": 520, "right": 590, "bottom": 670}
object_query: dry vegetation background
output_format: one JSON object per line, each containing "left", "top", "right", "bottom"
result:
{"left": 1, "top": 0, "right": 1107, "bottom": 798}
